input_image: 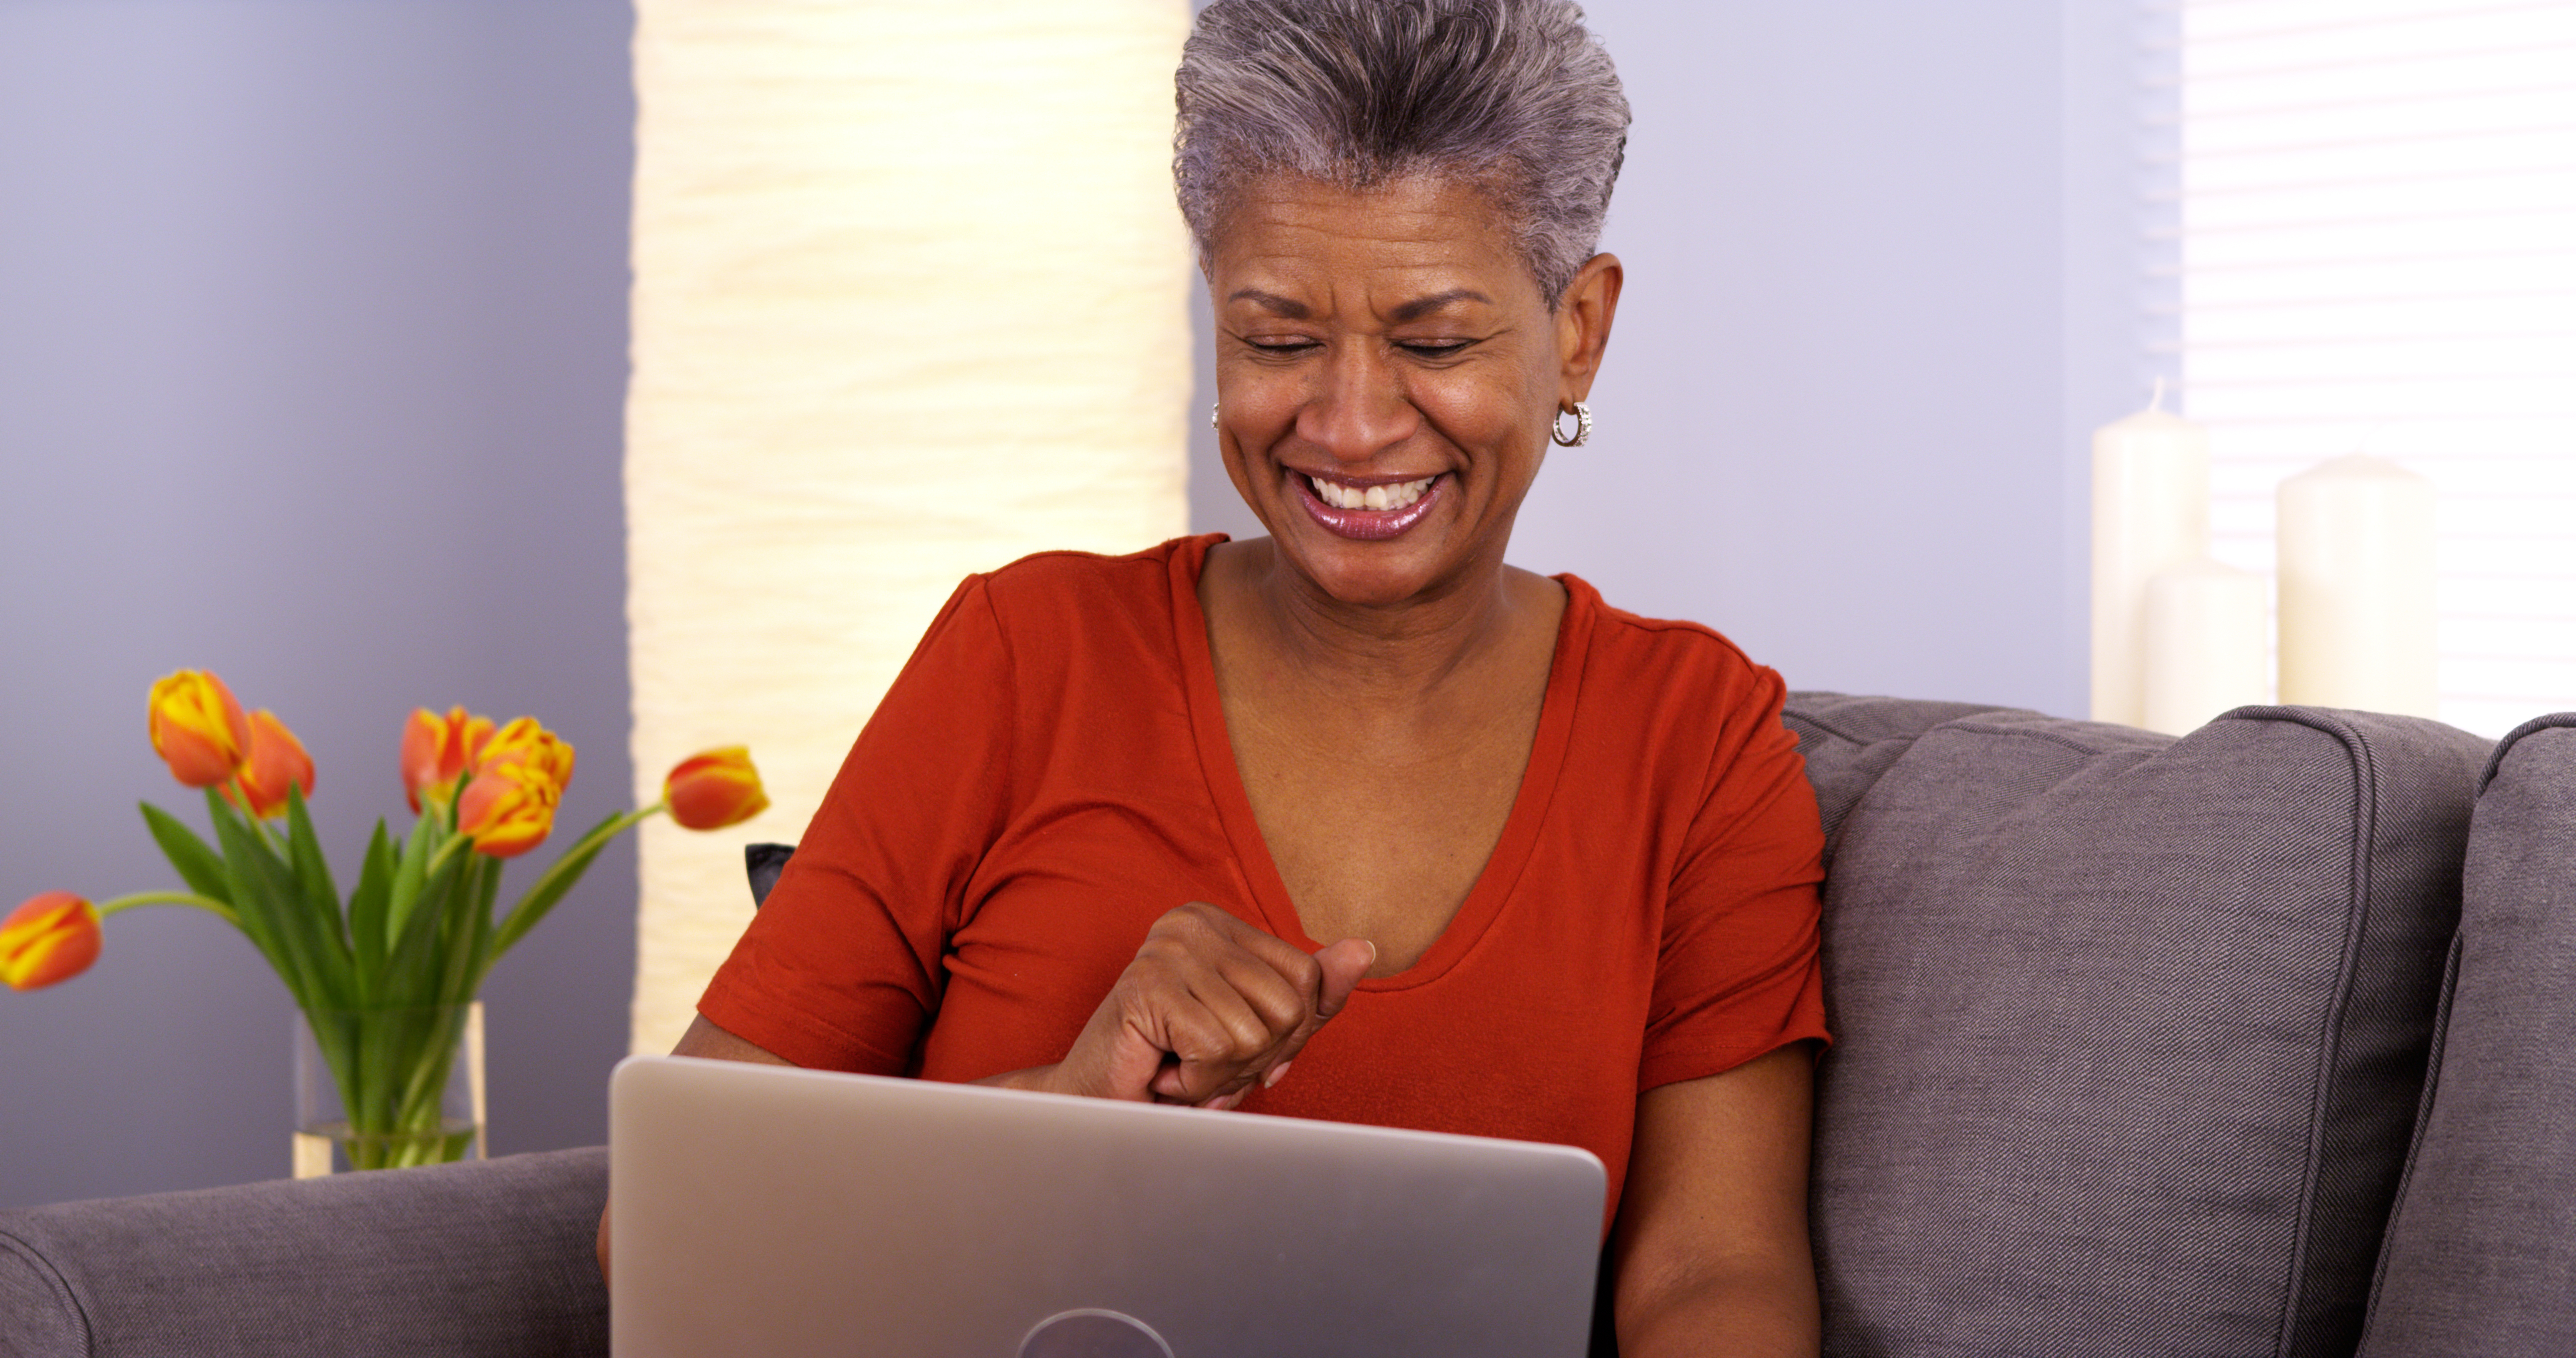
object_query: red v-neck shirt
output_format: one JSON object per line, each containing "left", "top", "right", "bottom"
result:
{"left": 700, "top": 535, "right": 1829, "bottom": 1217}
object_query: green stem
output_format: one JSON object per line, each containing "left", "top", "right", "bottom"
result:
{"left": 422, "top": 828, "right": 476, "bottom": 882}
{"left": 96, "top": 890, "right": 238, "bottom": 926}
{"left": 518, "top": 804, "right": 663, "bottom": 903}
{"left": 225, "top": 776, "right": 286, "bottom": 853}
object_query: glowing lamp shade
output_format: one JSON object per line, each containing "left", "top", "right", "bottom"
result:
{"left": 625, "top": 0, "right": 1193, "bottom": 1055}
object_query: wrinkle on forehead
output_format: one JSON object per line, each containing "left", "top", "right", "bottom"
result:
{"left": 1209, "top": 173, "right": 1541, "bottom": 319}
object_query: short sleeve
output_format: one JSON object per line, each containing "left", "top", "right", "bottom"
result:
{"left": 1637, "top": 664, "right": 1831, "bottom": 1092}
{"left": 696, "top": 575, "right": 1018, "bottom": 1073}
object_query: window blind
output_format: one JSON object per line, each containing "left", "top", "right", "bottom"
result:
{"left": 2172, "top": 0, "right": 2576, "bottom": 736}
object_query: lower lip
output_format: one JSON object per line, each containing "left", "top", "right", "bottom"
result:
{"left": 1291, "top": 473, "right": 1445, "bottom": 541}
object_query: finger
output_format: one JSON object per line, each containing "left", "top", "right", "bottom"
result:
{"left": 1254, "top": 938, "right": 1379, "bottom": 1078}
{"left": 1149, "top": 997, "right": 1256, "bottom": 1106}
{"left": 1312, "top": 938, "right": 1376, "bottom": 1021}
{"left": 1209, "top": 942, "right": 1317, "bottom": 1045}
{"left": 1182, "top": 962, "right": 1284, "bottom": 1065}
{"left": 1169, "top": 902, "right": 1328, "bottom": 1068}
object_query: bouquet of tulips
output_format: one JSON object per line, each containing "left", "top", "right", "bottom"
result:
{"left": 1, "top": 669, "right": 768, "bottom": 1170}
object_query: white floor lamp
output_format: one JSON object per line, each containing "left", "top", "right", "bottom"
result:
{"left": 624, "top": 0, "right": 1193, "bottom": 1056}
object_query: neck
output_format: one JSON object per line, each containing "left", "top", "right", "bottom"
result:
{"left": 1224, "top": 538, "right": 1532, "bottom": 705}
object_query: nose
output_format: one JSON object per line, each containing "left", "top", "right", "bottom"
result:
{"left": 1294, "top": 342, "right": 1417, "bottom": 466}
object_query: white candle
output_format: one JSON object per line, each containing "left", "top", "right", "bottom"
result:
{"left": 2091, "top": 386, "right": 2211, "bottom": 726}
{"left": 2142, "top": 557, "right": 2268, "bottom": 735}
{"left": 2277, "top": 454, "right": 2439, "bottom": 717}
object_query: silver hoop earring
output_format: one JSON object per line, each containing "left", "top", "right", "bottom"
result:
{"left": 1551, "top": 402, "right": 1592, "bottom": 448}
{"left": 1209, "top": 402, "right": 1220, "bottom": 431}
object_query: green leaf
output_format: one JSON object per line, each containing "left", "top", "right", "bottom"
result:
{"left": 384, "top": 812, "right": 442, "bottom": 949}
{"left": 382, "top": 847, "right": 468, "bottom": 1009}
{"left": 347, "top": 820, "right": 397, "bottom": 1001}
{"left": 207, "top": 789, "right": 328, "bottom": 1013}
{"left": 484, "top": 809, "right": 635, "bottom": 976}
{"left": 139, "top": 802, "right": 232, "bottom": 906}
{"left": 283, "top": 785, "right": 353, "bottom": 981}
{"left": 438, "top": 855, "right": 501, "bottom": 1007}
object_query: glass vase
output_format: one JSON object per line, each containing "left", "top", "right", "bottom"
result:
{"left": 292, "top": 1001, "right": 485, "bottom": 1177}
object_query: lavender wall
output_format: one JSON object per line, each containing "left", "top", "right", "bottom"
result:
{"left": 0, "top": 0, "right": 636, "bottom": 1206}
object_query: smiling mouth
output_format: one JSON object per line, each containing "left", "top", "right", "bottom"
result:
{"left": 1304, "top": 473, "right": 1435, "bottom": 512}
{"left": 1289, "top": 470, "right": 1446, "bottom": 541}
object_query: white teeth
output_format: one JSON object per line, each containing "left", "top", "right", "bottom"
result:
{"left": 1308, "top": 474, "right": 1433, "bottom": 512}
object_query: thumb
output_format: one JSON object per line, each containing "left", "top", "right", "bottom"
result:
{"left": 1311, "top": 937, "right": 1376, "bottom": 1023}
{"left": 1253, "top": 939, "right": 1377, "bottom": 1096}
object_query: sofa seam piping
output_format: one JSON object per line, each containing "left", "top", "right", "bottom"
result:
{"left": 0, "top": 1225, "right": 97, "bottom": 1356}
{"left": 2268, "top": 709, "right": 2378, "bottom": 1358}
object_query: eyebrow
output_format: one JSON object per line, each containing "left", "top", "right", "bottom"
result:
{"left": 1223, "top": 287, "right": 1495, "bottom": 323}
{"left": 1389, "top": 289, "right": 1492, "bottom": 322}
{"left": 1227, "top": 289, "right": 1309, "bottom": 318}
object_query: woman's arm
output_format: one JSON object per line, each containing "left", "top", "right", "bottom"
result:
{"left": 1612, "top": 1042, "right": 1821, "bottom": 1357}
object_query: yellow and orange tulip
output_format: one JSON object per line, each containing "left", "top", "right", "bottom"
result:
{"left": 664, "top": 746, "right": 769, "bottom": 830}
{"left": 455, "top": 754, "right": 562, "bottom": 858}
{"left": 478, "top": 717, "right": 576, "bottom": 794}
{"left": 400, "top": 706, "right": 494, "bottom": 813}
{"left": 1, "top": 892, "right": 103, "bottom": 991}
{"left": 227, "top": 710, "right": 316, "bottom": 819}
{"left": 147, "top": 670, "right": 252, "bottom": 789}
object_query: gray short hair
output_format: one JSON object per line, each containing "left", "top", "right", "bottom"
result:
{"left": 1175, "top": 0, "right": 1630, "bottom": 306}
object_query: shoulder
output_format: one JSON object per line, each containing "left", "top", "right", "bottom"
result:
{"left": 974, "top": 535, "right": 1210, "bottom": 620}
{"left": 1560, "top": 573, "right": 1783, "bottom": 712}
{"left": 939, "top": 535, "right": 1216, "bottom": 678}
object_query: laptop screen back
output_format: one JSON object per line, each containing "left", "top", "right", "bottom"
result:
{"left": 610, "top": 1056, "right": 1604, "bottom": 1357}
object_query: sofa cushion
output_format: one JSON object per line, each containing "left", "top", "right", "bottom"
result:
{"left": 1808, "top": 706, "right": 2486, "bottom": 1358}
{"left": 1781, "top": 693, "right": 2021, "bottom": 856}
{"left": 2357, "top": 714, "right": 2576, "bottom": 1358}
{"left": 0, "top": 1146, "right": 607, "bottom": 1358}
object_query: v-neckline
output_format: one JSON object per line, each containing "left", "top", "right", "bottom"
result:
{"left": 1167, "top": 536, "right": 1592, "bottom": 993}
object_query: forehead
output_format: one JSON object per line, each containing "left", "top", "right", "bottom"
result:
{"left": 1209, "top": 173, "right": 1537, "bottom": 309}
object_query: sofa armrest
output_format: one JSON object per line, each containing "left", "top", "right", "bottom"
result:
{"left": 0, "top": 1146, "right": 607, "bottom": 1358}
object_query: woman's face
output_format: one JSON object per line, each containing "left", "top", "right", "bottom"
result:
{"left": 1208, "top": 174, "right": 1618, "bottom": 610}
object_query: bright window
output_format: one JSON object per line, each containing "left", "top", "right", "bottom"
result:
{"left": 2175, "top": 0, "right": 2576, "bottom": 735}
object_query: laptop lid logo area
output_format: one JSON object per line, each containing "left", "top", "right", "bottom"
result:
{"left": 1017, "top": 1309, "right": 1174, "bottom": 1358}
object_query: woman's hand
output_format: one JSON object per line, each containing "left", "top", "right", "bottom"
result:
{"left": 990, "top": 902, "right": 1374, "bottom": 1109}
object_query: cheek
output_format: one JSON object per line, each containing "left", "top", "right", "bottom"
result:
{"left": 1409, "top": 365, "right": 1548, "bottom": 459}
{"left": 1217, "top": 360, "right": 1308, "bottom": 428}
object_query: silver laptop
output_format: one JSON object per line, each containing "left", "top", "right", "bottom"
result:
{"left": 610, "top": 1055, "right": 1606, "bottom": 1356}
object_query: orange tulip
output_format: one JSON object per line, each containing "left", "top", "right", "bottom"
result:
{"left": 226, "top": 710, "right": 316, "bottom": 819}
{"left": 478, "top": 717, "right": 576, "bottom": 793}
{"left": 1, "top": 892, "right": 103, "bottom": 991}
{"left": 147, "top": 670, "right": 252, "bottom": 789}
{"left": 664, "top": 747, "right": 769, "bottom": 830}
{"left": 455, "top": 754, "right": 561, "bottom": 858}
{"left": 401, "top": 706, "right": 494, "bottom": 813}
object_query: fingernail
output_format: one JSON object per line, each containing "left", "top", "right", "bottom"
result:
{"left": 1263, "top": 1060, "right": 1294, "bottom": 1088}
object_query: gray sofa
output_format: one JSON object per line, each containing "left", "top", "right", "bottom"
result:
{"left": 5, "top": 696, "right": 2569, "bottom": 1357}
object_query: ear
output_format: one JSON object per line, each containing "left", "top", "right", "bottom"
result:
{"left": 1555, "top": 253, "right": 1624, "bottom": 405}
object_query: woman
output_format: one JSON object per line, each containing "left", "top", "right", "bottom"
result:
{"left": 646, "top": 2, "right": 1828, "bottom": 1351}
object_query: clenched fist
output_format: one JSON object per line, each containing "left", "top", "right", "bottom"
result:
{"left": 1002, "top": 902, "right": 1375, "bottom": 1109}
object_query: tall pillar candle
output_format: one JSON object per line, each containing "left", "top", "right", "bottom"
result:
{"left": 2090, "top": 397, "right": 2211, "bottom": 726}
{"left": 2142, "top": 557, "right": 2267, "bottom": 735}
{"left": 2276, "top": 454, "right": 2438, "bottom": 717}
